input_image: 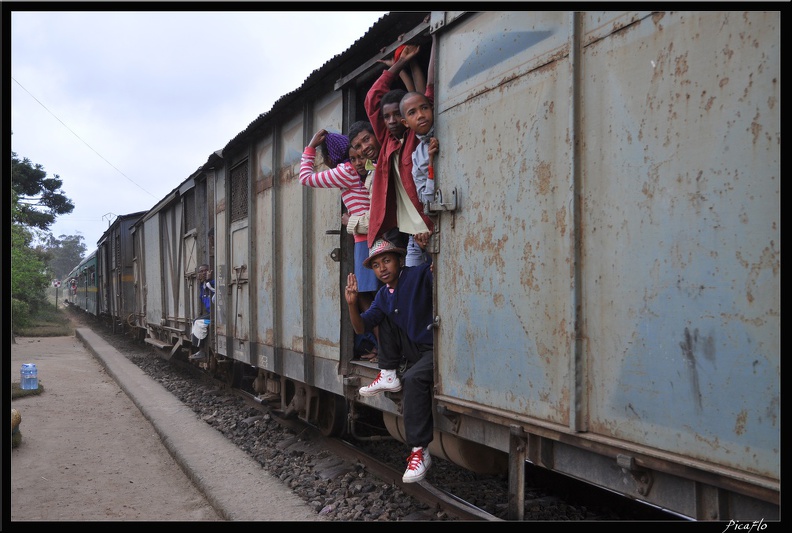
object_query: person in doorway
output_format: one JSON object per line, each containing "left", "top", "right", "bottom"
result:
{"left": 299, "top": 127, "right": 380, "bottom": 359}
{"left": 344, "top": 234, "right": 434, "bottom": 483}
{"left": 189, "top": 263, "right": 215, "bottom": 361}
{"left": 365, "top": 39, "right": 437, "bottom": 267}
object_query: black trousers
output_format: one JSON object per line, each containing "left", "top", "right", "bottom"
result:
{"left": 377, "top": 315, "right": 434, "bottom": 449}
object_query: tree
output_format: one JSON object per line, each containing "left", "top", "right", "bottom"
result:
{"left": 11, "top": 222, "right": 50, "bottom": 339}
{"left": 10, "top": 151, "right": 75, "bottom": 340}
{"left": 11, "top": 151, "right": 75, "bottom": 231}
{"left": 43, "top": 233, "right": 87, "bottom": 279}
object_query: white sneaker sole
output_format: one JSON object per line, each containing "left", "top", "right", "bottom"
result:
{"left": 402, "top": 456, "right": 431, "bottom": 483}
{"left": 359, "top": 384, "right": 402, "bottom": 397}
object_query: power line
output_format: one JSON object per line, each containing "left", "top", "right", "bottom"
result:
{"left": 12, "top": 76, "right": 157, "bottom": 199}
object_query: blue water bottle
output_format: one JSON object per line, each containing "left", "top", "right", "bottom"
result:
{"left": 20, "top": 363, "right": 38, "bottom": 390}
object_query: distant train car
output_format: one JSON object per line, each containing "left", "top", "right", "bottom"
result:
{"left": 96, "top": 211, "right": 146, "bottom": 333}
{"left": 65, "top": 250, "right": 98, "bottom": 315}
{"left": 117, "top": 11, "right": 778, "bottom": 521}
{"left": 130, "top": 169, "right": 215, "bottom": 356}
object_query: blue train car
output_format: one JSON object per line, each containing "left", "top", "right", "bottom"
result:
{"left": 65, "top": 250, "right": 98, "bottom": 316}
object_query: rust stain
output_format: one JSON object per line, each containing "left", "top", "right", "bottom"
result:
{"left": 751, "top": 111, "right": 762, "bottom": 144}
{"left": 535, "top": 161, "right": 552, "bottom": 195}
{"left": 719, "top": 77, "right": 729, "bottom": 89}
{"left": 257, "top": 174, "right": 273, "bottom": 192}
{"left": 520, "top": 240, "right": 537, "bottom": 290}
{"left": 736, "top": 241, "right": 779, "bottom": 305}
{"left": 734, "top": 409, "right": 748, "bottom": 436}
{"left": 556, "top": 205, "right": 567, "bottom": 237}
{"left": 463, "top": 225, "right": 507, "bottom": 274}
{"left": 674, "top": 52, "right": 689, "bottom": 78}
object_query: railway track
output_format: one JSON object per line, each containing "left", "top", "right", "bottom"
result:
{"left": 234, "top": 387, "right": 501, "bottom": 521}
{"left": 220, "top": 362, "right": 683, "bottom": 522}
{"left": 75, "top": 309, "right": 686, "bottom": 521}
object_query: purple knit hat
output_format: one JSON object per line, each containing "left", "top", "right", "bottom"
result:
{"left": 323, "top": 132, "right": 350, "bottom": 168}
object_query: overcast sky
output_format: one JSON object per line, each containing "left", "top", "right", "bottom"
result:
{"left": 10, "top": 10, "right": 387, "bottom": 252}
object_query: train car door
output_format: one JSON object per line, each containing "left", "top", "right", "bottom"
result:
{"left": 227, "top": 160, "right": 251, "bottom": 361}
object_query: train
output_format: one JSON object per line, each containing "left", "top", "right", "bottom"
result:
{"left": 64, "top": 11, "right": 780, "bottom": 521}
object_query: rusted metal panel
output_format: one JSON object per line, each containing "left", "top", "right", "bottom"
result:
{"left": 306, "top": 91, "right": 345, "bottom": 361}
{"left": 277, "top": 114, "right": 307, "bottom": 355}
{"left": 580, "top": 10, "right": 779, "bottom": 478}
{"left": 142, "top": 213, "right": 163, "bottom": 327}
{"left": 433, "top": 10, "right": 779, "bottom": 484}
{"left": 435, "top": 11, "right": 574, "bottom": 427}
{"left": 252, "top": 135, "right": 275, "bottom": 360}
{"left": 214, "top": 166, "right": 230, "bottom": 357}
{"left": 159, "top": 201, "right": 188, "bottom": 329}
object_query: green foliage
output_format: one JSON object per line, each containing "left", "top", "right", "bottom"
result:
{"left": 43, "top": 233, "right": 87, "bottom": 280}
{"left": 11, "top": 298, "right": 32, "bottom": 329}
{"left": 11, "top": 151, "right": 75, "bottom": 231}
{"left": 11, "top": 149, "right": 79, "bottom": 334}
{"left": 12, "top": 223, "right": 50, "bottom": 322}
{"left": 14, "top": 302, "right": 73, "bottom": 337}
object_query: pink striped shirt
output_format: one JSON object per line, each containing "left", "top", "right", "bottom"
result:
{"left": 300, "top": 146, "right": 370, "bottom": 243}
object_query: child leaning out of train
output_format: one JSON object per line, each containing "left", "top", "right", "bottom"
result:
{"left": 300, "top": 128, "right": 379, "bottom": 359}
{"left": 365, "top": 40, "right": 436, "bottom": 268}
{"left": 189, "top": 264, "right": 215, "bottom": 361}
{"left": 398, "top": 33, "right": 438, "bottom": 268}
{"left": 344, "top": 232, "right": 435, "bottom": 483}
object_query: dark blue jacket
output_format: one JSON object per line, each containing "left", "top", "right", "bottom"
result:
{"left": 200, "top": 280, "right": 215, "bottom": 314}
{"left": 360, "top": 261, "right": 433, "bottom": 345}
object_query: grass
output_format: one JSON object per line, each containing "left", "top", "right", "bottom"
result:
{"left": 12, "top": 303, "right": 63, "bottom": 401}
{"left": 14, "top": 302, "right": 74, "bottom": 337}
{"left": 13, "top": 298, "right": 58, "bottom": 449}
{"left": 11, "top": 381, "right": 44, "bottom": 399}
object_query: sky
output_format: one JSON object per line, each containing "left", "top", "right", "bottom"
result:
{"left": 10, "top": 10, "right": 388, "bottom": 251}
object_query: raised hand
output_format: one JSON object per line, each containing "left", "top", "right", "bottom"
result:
{"left": 309, "top": 129, "right": 327, "bottom": 149}
{"left": 345, "top": 273, "right": 359, "bottom": 306}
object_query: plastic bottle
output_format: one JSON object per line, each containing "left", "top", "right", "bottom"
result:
{"left": 20, "top": 363, "right": 38, "bottom": 390}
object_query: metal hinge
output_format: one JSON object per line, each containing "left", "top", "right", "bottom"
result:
{"left": 426, "top": 187, "right": 458, "bottom": 214}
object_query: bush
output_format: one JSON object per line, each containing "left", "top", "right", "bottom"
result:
{"left": 11, "top": 298, "right": 31, "bottom": 332}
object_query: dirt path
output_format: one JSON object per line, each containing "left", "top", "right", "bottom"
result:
{"left": 9, "top": 334, "right": 221, "bottom": 521}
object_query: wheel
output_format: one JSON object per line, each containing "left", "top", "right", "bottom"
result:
{"left": 316, "top": 390, "right": 347, "bottom": 437}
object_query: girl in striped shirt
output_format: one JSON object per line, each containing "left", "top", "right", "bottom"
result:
{"left": 300, "top": 129, "right": 380, "bottom": 358}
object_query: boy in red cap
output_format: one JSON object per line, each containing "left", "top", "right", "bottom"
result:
{"left": 344, "top": 233, "right": 434, "bottom": 483}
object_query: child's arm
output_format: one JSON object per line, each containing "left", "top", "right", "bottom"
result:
{"left": 409, "top": 60, "right": 425, "bottom": 94}
{"left": 389, "top": 44, "right": 420, "bottom": 77}
{"left": 308, "top": 129, "right": 327, "bottom": 150}
{"left": 345, "top": 273, "right": 366, "bottom": 334}
{"left": 377, "top": 56, "right": 416, "bottom": 92}
{"left": 300, "top": 151, "right": 360, "bottom": 189}
{"left": 426, "top": 33, "right": 436, "bottom": 89}
{"left": 424, "top": 137, "right": 438, "bottom": 204}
